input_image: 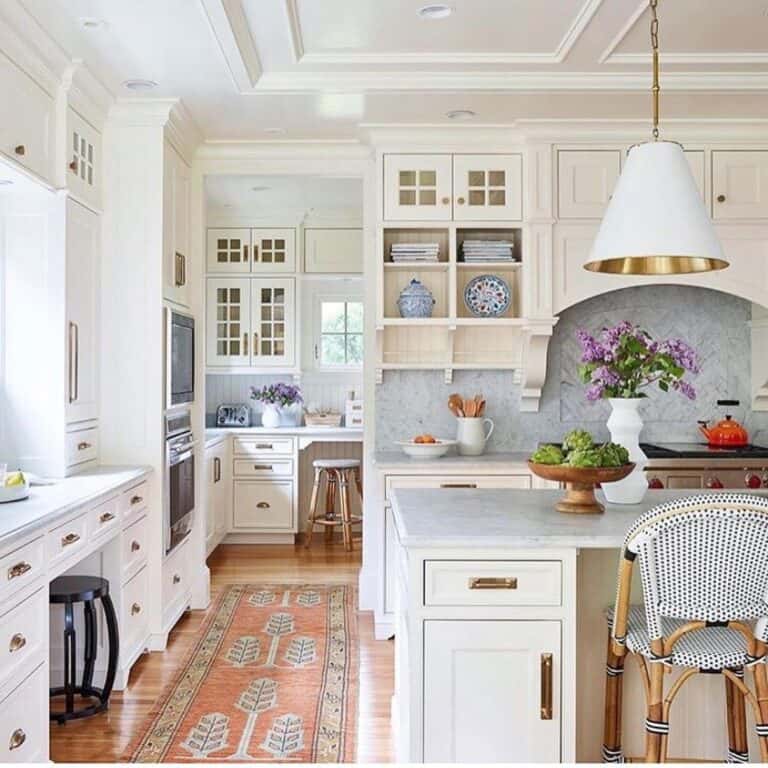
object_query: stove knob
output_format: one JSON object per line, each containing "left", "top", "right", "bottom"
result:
{"left": 706, "top": 476, "right": 724, "bottom": 489}
{"left": 745, "top": 472, "right": 762, "bottom": 489}
{"left": 648, "top": 476, "right": 664, "bottom": 489}
{"left": 762, "top": 471, "right": 768, "bottom": 489}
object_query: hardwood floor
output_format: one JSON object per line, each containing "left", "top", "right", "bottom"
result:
{"left": 49, "top": 543, "right": 394, "bottom": 763}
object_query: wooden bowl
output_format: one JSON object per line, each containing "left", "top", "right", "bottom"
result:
{"left": 527, "top": 461, "right": 636, "bottom": 514}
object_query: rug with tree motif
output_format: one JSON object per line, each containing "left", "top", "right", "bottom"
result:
{"left": 124, "top": 584, "right": 358, "bottom": 762}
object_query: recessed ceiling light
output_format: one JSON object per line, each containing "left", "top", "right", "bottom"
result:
{"left": 264, "top": 127, "right": 286, "bottom": 135}
{"left": 123, "top": 79, "right": 158, "bottom": 92}
{"left": 79, "top": 17, "right": 107, "bottom": 30}
{"left": 251, "top": 186, "right": 271, "bottom": 192}
{"left": 418, "top": 4, "right": 452, "bottom": 19}
{"left": 446, "top": 109, "right": 476, "bottom": 121}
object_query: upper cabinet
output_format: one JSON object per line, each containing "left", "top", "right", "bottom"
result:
{"left": 557, "top": 150, "right": 621, "bottom": 219}
{"left": 65, "top": 108, "right": 101, "bottom": 211}
{"left": 0, "top": 52, "right": 55, "bottom": 184}
{"left": 304, "top": 228, "right": 363, "bottom": 273}
{"left": 206, "top": 228, "right": 296, "bottom": 274}
{"left": 383, "top": 153, "right": 524, "bottom": 222}
{"left": 163, "top": 141, "right": 192, "bottom": 307}
{"left": 712, "top": 151, "right": 768, "bottom": 220}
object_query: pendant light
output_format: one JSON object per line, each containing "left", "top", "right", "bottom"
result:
{"left": 584, "top": 0, "right": 728, "bottom": 275}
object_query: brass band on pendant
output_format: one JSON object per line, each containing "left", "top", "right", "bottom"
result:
{"left": 583, "top": 255, "right": 730, "bottom": 275}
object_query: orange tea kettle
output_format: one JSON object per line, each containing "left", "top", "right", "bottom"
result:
{"left": 698, "top": 401, "right": 749, "bottom": 447}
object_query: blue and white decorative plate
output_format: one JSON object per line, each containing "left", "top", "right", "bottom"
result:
{"left": 463, "top": 274, "right": 511, "bottom": 317}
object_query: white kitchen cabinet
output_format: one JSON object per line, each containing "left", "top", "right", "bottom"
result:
{"left": 205, "top": 440, "right": 229, "bottom": 554}
{"left": 712, "top": 150, "right": 768, "bottom": 219}
{"left": 65, "top": 107, "right": 101, "bottom": 211}
{"left": 304, "top": 228, "right": 363, "bottom": 273}
{"left": 453, "top": 154, "right": 523, "bottom": 221}
{"left": 233, "top": 480, "right": 294, "bottom": 530}
{"left": 557, "top": 149, "right": 621, "bottom": 219}
{"left": 207, "top": 228, "right": 251, "bottom": 273}
{"left": 423, "top": 620, "right": 561, "bottom": 763}
{"left": 384, "top": 154, "right": 453, "bottom": 221}
{"left": 251, "top": 278, "right": 295, "bottom": 367}
{"left": 206, "top": 278, "right": 252, "bottom": 367}
{"left": 65, "top": 198, "right": 100, "bottom": 425}
{"left": 251, "top": 228, "right": 295, "bottom": 272}
{"left": 0, "top": 52, "right": 55, "bottom": 184}
{"left": 163, "top": 142, "right": 191, "bottom": 307}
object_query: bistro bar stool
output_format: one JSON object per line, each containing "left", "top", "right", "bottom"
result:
{"left": 602, "top": 493, "right": 768, "bottom": 763}
{"left": 304, "top": 459, "right": 363, "bottom": 551}
{"left": 49, "top": 575, "right": 119, "bottom": 724}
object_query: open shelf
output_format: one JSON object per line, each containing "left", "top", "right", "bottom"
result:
{"left": 383, "top": 266, "right": 449, "bottom": 319}
{"left": 457, "top": 264, "right": 523, "bottom": 320}
{"left": 383, "top": 227, "right": 449, "bottom": 264}
{"left": 385, "top": 262, "right": 449, "bottom": 271}
{"left": 453, "top": 325, "right": 524, "bottom": 367}
{"left": 456, "top": 227, "right": 522, "bottom": 264}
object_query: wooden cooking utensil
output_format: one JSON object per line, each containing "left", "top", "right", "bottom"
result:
{"left": 448, "top": 393, "right": 464, "bottom": 418}
{"left": 464, "top": 398, "right": 476, "bottom": 418}
{"left": 477, "top": 397, "right": 486, "bottom": 417}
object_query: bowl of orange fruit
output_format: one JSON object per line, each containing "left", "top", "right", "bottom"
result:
{"left": 395, "top": 433, "right": 457, "bottom": 459}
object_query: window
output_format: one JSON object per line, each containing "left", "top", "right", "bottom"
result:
{"left": 316, "top": 300, "right": 363, "bottom": 369}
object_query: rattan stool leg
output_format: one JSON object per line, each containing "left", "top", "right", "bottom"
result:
{"left": 324, "top": 471, "right": 337, "bottom": 543}
{"left": 354, "top": 466, "right": 363, "bottom": 499}
{"left": 602, "top": 629, "right": 625, "bottom": 763}
{"left": 304, "top": 466, "right": 323, "bottom": 548}
{"left": 339, "top": 469, "right": 353, "bottom": 552}
{"left": 645, "top": 651, "right": 666, "bottom": 763}
{"left": 751, "top": 646, "right": 768, "bottom": 762}
{"left": 725, "top": 669, "right": 749, "bottom": 762}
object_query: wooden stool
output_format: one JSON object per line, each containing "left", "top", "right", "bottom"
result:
{"left": 304, "top": 459, "right": 363, "bottom": 551}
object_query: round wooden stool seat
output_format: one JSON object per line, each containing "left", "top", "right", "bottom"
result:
{"left": 50, "top": 575, "right": 110, "bottom": 604}
{"left": 313, "top": 458, "right": 360, "bottom": 470}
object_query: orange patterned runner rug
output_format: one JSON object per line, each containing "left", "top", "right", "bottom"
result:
{"left": 124, "top": 584, "right": 358, "bottom": 763}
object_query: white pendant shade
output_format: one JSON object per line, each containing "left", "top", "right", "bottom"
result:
{"left": 584, "top": 140, "right": 728, "bottom": 275}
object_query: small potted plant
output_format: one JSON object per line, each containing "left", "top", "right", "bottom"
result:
{"left": 250, "top": 383, "right": 303, "bottom": 429}
{"left": 576, "top": 321, "right": 699, "bottom": 504}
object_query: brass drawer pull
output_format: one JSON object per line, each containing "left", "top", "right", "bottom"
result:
{"left": 440, "top": 483, "right": 477, "bottom": 489}
{"left": 253, "top": 465, "right": 273, "bottom": 471}
{"left": 131, "top": 540, "right": 141, "bottom": 552}
{"left": 9, "top": 633, "right": 26, "bottom": 653}
{"left": 9, "top": 728, "right": 25, "bottom": 751}
{"left": 13, "top": 145, "right": 25, "bottom": 156}
{"left": 7, "top": 562, "right": 31, "bottom": 580}
{"left": 99, "top": 511, "right": 115, "bottom": 524}
{"left": 77, "top": 441, "right": 92, "bottom": 451}
{"left": 214, "top": 456, "right": 221, "bottom": 483}
{"left": 131, "top": 602, "right": 142, "bottom": 615}
{"left": 130, "top": 495, "right": 143, "bottom": 505}
{"left": 61, "top": 532, "right": 81, "bottom": 547}
{"left": 540, "top": 653, "right": 553, "bottom": 720}
{"left": 255, "top": 444, "right": 273, "bottom": 450}
{"left": 173, "top": 574, "right": 181, "bottom": 584}
{"left": 256, "top": 501, "right": 271, "bottom": 509}
{"left": 468, "top": 577, "right": 518, "bottom": 590}
{"left": 717, "top": 194, "right": 726, "bottom": 203}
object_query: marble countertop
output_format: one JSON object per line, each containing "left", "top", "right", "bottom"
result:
{"left": 0, "top": 466, "right": 150, "bottom": 546}
{"left": 205, "top": 426, "right": 363, "bottom": 448}
{"left": 391, "top": 488, "right": 768, "bottom": 549}
{"left": 374, "top": 450, "right": 531, "bottom": 470}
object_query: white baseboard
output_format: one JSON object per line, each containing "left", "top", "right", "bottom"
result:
{"left": 374, "top": 614, "right": 395, "bottom": 641}
{"left": 223, "top": 532, "right": 296, "bottom": 545}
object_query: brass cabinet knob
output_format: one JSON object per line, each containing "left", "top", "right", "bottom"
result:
{"left": 9, "top": 728, "right": 25, "bottom": 751}
{"left": 131, "top": 603, "right": 141, "bottom": 615}
{"left": 9, "top": 633, "right": 26, "bottom": 653}
{"left": 457, "top": 196, "right": 466, "bottom": 205}
{"left": 69, "top": 160, "right": 78, "bottom": 172}
{"left": 441, "top": 196, "right": 450, "bottom": 205}
{"left": 13, "top": 145, "right": 25, "bottom": 156}
{"left": 131, "top": 540, "right": 141, "bottom": 552}
{"left": 717, "top": 194, "right": 726, "bottom": 203}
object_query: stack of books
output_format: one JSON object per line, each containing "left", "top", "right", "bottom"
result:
{"left": 461, "top": 240, "right": 516, "bottom": 262}
{"left": 389, "top": 243, "right": 440, "bottom": 262}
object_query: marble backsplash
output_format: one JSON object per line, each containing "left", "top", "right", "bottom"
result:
{"left": 375, "top": 285, "right": 768, "bottom": 451}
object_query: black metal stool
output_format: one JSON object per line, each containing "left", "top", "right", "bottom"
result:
{"left": 49, "top": 575, "right": 119, "bottom": 724}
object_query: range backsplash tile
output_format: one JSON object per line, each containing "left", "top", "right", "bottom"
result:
{"left": 375, "top": 286, "right": 768, "bottom": 451}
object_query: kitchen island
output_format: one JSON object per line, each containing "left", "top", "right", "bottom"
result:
{"left": 390, "top": 487, "right": 768, "bottom": 763}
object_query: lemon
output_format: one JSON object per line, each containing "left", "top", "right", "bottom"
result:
{"left": 4, "top": 471, "right": 25, "bottom": 488}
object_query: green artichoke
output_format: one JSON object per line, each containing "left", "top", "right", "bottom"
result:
{"left": 530, "top": 444, "right": 565, "bottom": 465}
{"left": 596, "top": 442, "right": 630, "bottom": 468}
{"left": 562, "top": 428, "right": 594, "bottom": 453}
{"left": 565, "top": 447, "right": 602, "bottom": 468}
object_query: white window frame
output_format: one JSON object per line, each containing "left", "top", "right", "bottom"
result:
{"left": 313, "top": 293, "right": 364, "bottom": 372}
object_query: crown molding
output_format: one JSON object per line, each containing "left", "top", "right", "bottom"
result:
{"left": 606, "top": 52, "right": 768, "bottom": 65}
{"left": 62, "top": 60, "right": 115, "bottom": 129}
{"left": 286, "top": 0, "right": 602, "bottom": 66}
{"left": 597, "top": 0, "right": 646, "bottom": 64}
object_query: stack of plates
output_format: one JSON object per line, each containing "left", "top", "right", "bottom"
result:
{"left": 390, "top": 243, "right": 440, "bottom": 262}
{"left": 461, "top": 240, "right": 516, "bottom": 262}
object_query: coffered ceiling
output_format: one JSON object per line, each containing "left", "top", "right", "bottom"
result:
{"left": 20, "top": 0, "right": 768, "bottom": 141}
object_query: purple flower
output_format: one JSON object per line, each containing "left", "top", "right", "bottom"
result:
{"left": 250, "top": 382, "right": 303, "bottom": 406}
{"left": 673, "top": 379, "right": 697, "bottom": 400}
{"left": 585, "top": 383, "right": 605, "bottom": 402}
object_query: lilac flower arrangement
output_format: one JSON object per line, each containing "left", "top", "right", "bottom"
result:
{"left": 250, "top": 382, "right": 303, "bottom": 407}
{"left": 576, "top": 321, "right": 700, "bottom": 402}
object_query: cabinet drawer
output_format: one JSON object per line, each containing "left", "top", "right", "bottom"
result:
{"left": 0, "top": 587, "right": 46, "bottom": 693}
{"left": 233, "top": 437, "right": 294, "bottom": 457}
{"left": 162, "top": 541, "right": 190, "bottom": 619}
{"left": 0, "top": 663, "right": 47, "bottom": 763}
{"left": 122, "top": 565, "right": 149, "bottom": 657}
{"left": 233, "top": 459, "right": 293, "bottom": 478}
{"left": 47, "top": 513, "right": 88, "bottom": 570}
{"left": 0, "top": 537, "right": 45, "bottom": 604}
{"left": 122, "top": 515, "right": 148, "bottom": 582}
{"left": 87, "top": 496, "right": 119, "bottom": 542}
{"left": 385, "top": 473, "right": 531, "bottom": 499}
{"left": 65, "top": 427, "right": 99, "bottom": 468}
{"left": 424, "top": 560, "right": 562, "bottom": 607}
{"left": 120, "top": 481, "right": 148, "bottom": 526}
{"left": 233, "top": 481, "right": 293, "bottom": 530}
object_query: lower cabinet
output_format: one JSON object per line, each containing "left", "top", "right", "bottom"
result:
{"left": 0, "top": 662, "right": 48, "bottom": 763}
{"left": 205, "top": 440, "right": 229, "bottom": 554}
{"left": 233, "top": 480, "right": 294, "bottom": 530}
{"left": 423, "top": 620, "right": 561, "bottom": 763}
{"left": 162, "top": 536, "right": 191, "bottom": 633}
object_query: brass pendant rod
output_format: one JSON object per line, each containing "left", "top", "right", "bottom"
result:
{"left": 650, "top": 0, "right": 660, "bottom": 140}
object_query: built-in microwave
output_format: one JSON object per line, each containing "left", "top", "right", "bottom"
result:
{"left": 165, "top": 308, "right": 195, "bottom": 408}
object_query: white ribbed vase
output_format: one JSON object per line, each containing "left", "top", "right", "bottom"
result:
{"left": 602, "top": 398, "right": 648, "bottom": 505}
{"left": 261, "top": 404, "right": 282, "bottom": 429}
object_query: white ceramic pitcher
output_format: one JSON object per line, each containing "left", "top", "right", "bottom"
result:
{"left": 456, "top": 417, "right": 494, "bottom": 456}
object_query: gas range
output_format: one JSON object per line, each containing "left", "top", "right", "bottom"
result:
{"left": 641, "top": 443, "right": 768, "bottom": 490}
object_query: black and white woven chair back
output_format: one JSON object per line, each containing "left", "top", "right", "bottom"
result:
{"left": 624, "top": 493, "right": 768, "bottom": 641}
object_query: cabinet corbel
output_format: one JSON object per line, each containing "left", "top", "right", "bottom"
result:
{"left": 520, "top": 320, "right": 558, "bottom": 413}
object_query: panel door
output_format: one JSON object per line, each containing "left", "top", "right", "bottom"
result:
{"left": 453, "top": 154, "right": 523, "bottom": 221}
{"left": 65, "top": 198, "right": 100, "bottom": 423}
{"left": 66, "top": 108, "right": 101, "bottom": 210}
{"left": 557, "top": 150, "right": 621, "bottom": 219}
{"left": 164, "top": 143, "right": 191, "bottom": 306}
{"left": 251, "top": 228, "right": 296, "bottom": 272}
{"left": 383, "top": 154, "right": 452, "bottom": 221}
{"left": 206, "top": 278, "right": 251, "bottom": 367}
{"left": 304, "top": 228, "right": 363, "bottom": 273}
{"left": 206, "top": 228, "right": 251, "bottom": 273}
{"left": 712, "top": 151, "right": 768, "bottom": 219}
{"left": 251, "top": 278, "right": 295, "bottom": 367}
{"left": 233, "top": 480, "right": 293, "bottom": 530}
{"left": 684, "top": 150, "right": 706, "bottom": 201}
{"left": 424, "top": 620, "right": 561, "bottom": 763}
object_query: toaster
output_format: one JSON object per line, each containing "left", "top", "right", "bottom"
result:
{"left": 216, "top": 403, "right": 251, "bottom": 428}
